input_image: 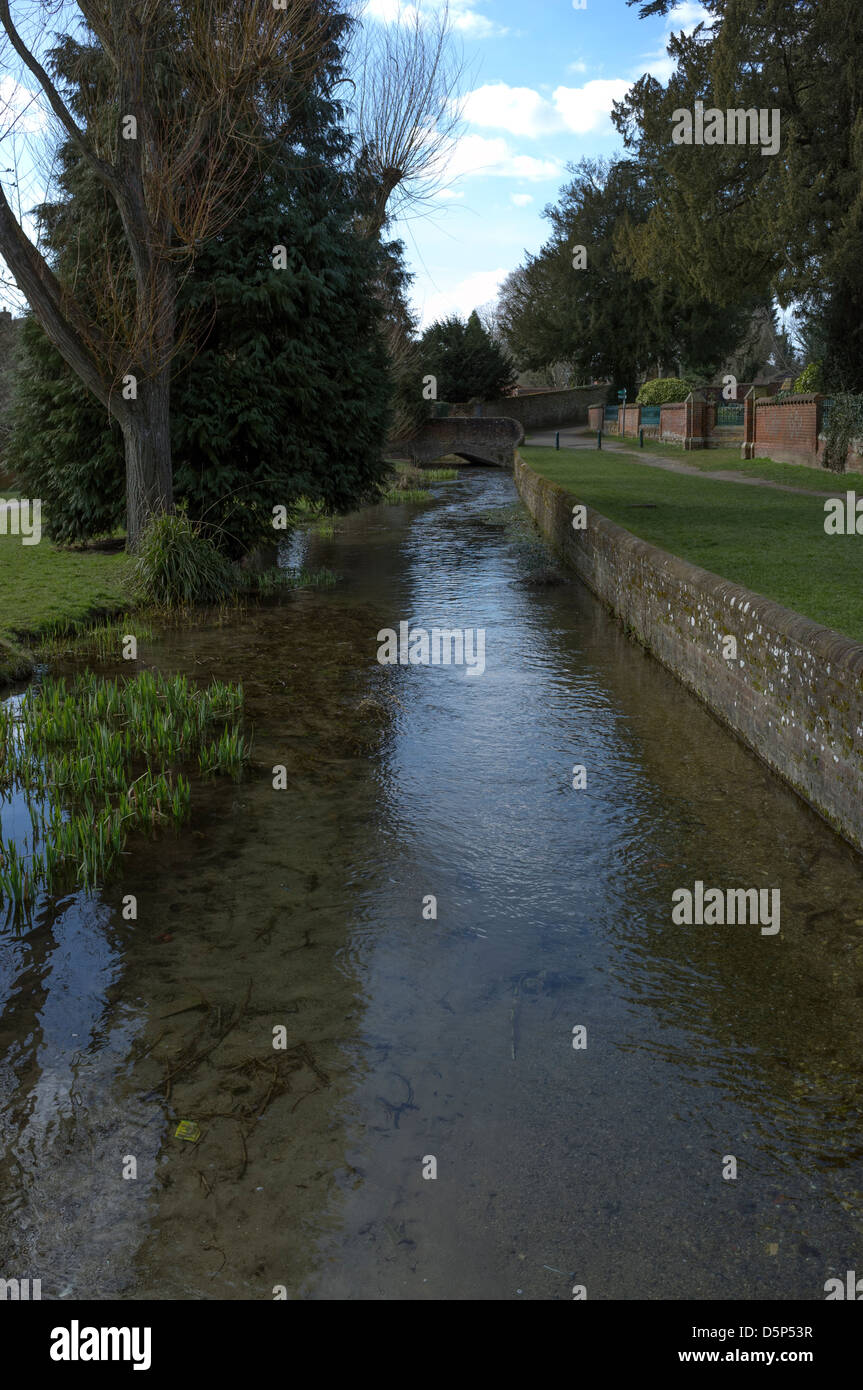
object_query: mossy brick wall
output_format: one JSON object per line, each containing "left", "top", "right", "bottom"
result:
{"left": 464, "top": 384, "right": 609, "bottom": 430}
{"left": 514, "top": 452, "right": 863, "bottom": 852}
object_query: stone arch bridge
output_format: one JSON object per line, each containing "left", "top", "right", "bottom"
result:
{"left": 387, "top": 416, "right": 524, "bottom": 469}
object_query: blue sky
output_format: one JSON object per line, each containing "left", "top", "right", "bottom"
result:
{"left": 370, "top": 0, "right": 711, "bottom": 326}
{"left": 0, "top": 0, "right": 710, "bottom": 322}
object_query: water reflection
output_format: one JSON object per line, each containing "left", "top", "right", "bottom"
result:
{"left": 1, "top": 467, "right": 861, "bottom": 1301}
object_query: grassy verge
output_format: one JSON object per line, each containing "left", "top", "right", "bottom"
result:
{"left": 600, "top": 434, "right": 842, "bottom": 493}
{"left": 0, "top": 529, "right": 131, "bottom": 645}
{"left": 0, "top": 635, "right": 32, "bottom": 685}
{"left": 520, "top": 445, "right": 863, "bottom": 643}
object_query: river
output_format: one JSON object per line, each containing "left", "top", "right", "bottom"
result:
{"left": 1, "top": 465, "right": 862, "bottom": 1300}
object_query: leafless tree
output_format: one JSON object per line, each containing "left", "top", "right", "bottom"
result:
{"left": 349, "top": 1, "right": 468, "bottom": 237}
{"left": 0, "top": 1, "right": 335, "bottom": 546}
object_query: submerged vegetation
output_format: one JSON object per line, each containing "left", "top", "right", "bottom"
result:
{"left": 0, "top": 670, "right": 250, "bottom": 912}
{"left": 378, "top": 460, "right": 458, "bottom": 504}
{"left": 37, "top": 616, "right": 155, "bottom": 660}
{"left": 254, "top": 566, "right": 338, "bottom": 595}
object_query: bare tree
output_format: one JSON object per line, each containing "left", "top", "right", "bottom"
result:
{"left": 0, "top": 1, "right": 334, "bottom": 546}
{"left": 350, "top": 1, "right": 467, "bottom": 237}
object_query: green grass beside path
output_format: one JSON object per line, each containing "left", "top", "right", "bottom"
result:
{"left": 602, "top": 434, "right": 844, "bottom": 493}
{"left": 520, "top": 445, "right": 863, "bottom": 644}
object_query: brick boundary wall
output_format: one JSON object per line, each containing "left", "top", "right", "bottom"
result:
{"left": 660, "top": 402, "right": 688, "bottom": 445}
{"left": 452, "top": 383, "right": 610, "bottom": 430}
{"left": 514, "top": 451, "right": 863, "bottom": 852}
{"left": 751, "top": 394, "right": 822, "bottom": 466}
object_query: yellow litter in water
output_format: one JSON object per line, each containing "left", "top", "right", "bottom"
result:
{"left": 175, "top": 1121, "right": 201, "bottom": 1143}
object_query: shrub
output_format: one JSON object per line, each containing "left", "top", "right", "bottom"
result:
{"left": 636, "top": 377, "right": 694, "bottom": 406}
{"left": 823, "top": 392, "right": 863, "bottom": 473}
{"left": 129, "top": 512, "right": 238, "bottom": 608}
{"left": 793, "top": 362, "right": 824, "bottom": 394}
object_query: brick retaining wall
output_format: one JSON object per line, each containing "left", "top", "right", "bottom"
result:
{"left": 514, "top": 451, "right": 863, "bottom": 852}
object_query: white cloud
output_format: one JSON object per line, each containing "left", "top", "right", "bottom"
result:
{"left": 0, "top": 77, "right": 47, "bottom": 135}
{"left": 552, "top": 79, "right": 632, "bottom": 134}
{"left": 365, "top": 0, "right": 416, "bottom": 21}
{"left": 459, "top": 78, "right": 632, "bottom": 139}
{"left": 510, "top": 192, "right": 533, "bottom": 206}
{"left": 433, "top": 188, "right": 465, "bottom": 199}
{"left": 460, "top": 82, "right": 559, "bottom": 138}
{"left": 451, "top": 8, "right": 506, "bottom": 40}
{"left": 442, "top": 132, "right": 560, "bottom": 181}
{"left": 418, "top": 267, "right": 508, "bottom": 327}
{"left": 567, "top": 60, "right": 588, "bottom": 74}
{"left": 666, "top": 0, "right": 711, "bottom": 29}
{"left": 365, "top": 0, "right": 506, "bottom": 39}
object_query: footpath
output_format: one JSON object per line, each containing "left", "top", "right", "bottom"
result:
{"left": 523, "top": 427, "right": 846, "bottom": 499}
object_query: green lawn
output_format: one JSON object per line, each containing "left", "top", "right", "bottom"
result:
{"left": 597, "top": 434, "right": 842, "bottom": 493}
{"left": 520, "top": 445, "right": 863, "bottom": 643}
{"left": 0, "top": 528, "right": 130, "bottom": 643}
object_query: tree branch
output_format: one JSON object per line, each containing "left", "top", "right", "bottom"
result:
{"left": 0, "top": 180, "right": 116, "bottom": 409}
{"left": 0, "top": 0, "right": 117, "bottom": 194}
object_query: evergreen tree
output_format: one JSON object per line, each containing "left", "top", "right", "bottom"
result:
{"left": 498, "top": 157, "right": 759, "bottom": 398}
{"left": 8, "top": 24, "right": 393, "bottom": 553}
{"left": 616, "top": 0, "right": 863, "bottom": 390}
{"left": 419, "top": 311, "right": 515, "bottom": 402}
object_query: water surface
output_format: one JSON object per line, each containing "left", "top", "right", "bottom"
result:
{"left": 1, "top": 466, "right": 862, "bottom": 1300}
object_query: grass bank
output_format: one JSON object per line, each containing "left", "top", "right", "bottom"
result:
{"left": 0, "top": 521, "right": 131, "bottom": 685}
{"left": 520, "top": 445, "right": 863, "bottom": 643}
{"left": 599, "top": 434, "right": 841, "bottom": 492}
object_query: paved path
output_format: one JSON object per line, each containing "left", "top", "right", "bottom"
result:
{"left": 523, "top": 428, "right": 847, "bottom": 499}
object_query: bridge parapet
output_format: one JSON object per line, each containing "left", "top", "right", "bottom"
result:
{"left": 388, "top": 416, "right": 524, "bottom": 469}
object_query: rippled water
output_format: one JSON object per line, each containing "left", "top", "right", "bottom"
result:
{"left": 1, "top": 466, "right": 862, "bottom": 1300}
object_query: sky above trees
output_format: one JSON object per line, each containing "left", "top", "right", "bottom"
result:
{"left": 0, "top": 1, "right": 710, "bottom": 327}
{"left": 369, "top": 0, "right": 711, "bottom": 325}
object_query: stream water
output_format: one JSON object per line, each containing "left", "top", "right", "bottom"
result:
{"left": 1, "top": 465, "right": 862, "bottom": 1300}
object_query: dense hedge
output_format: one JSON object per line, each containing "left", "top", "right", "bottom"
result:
{"left": 635, "top": 377, "right": 694, "bottom": 406}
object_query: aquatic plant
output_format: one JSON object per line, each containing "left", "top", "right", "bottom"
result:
{"left": 253, "top": 567, "right": 338, "bottom": 595}
{"left": 37, "top": 617, "right": 154, "bottom": 661}
{"left": 380, "top": 488, "right": 432, "bottom": 504}
{"left": 0, "top": 670, "right": 250, "bottom": 907}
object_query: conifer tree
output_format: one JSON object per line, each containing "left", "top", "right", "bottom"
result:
{"left": 8, "top": 21, "right": 393, "bottom": 553}
{"left": 419, "top": 310, "right": 516, "bottom": 403}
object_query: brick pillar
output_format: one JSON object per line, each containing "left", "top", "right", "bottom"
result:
{"left": 741, "top": 386, "right": 755, "bottom": 459}
{"left": 684, "top": 392, "right": 708, "bottom": 450}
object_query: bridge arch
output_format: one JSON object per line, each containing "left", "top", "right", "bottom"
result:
{"left": 388, "top": 416, "right": 524, "bottom": 470}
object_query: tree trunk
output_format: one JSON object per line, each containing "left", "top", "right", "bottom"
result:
{"left": 122, "top": 368, "right": 174, "bottom": 549}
